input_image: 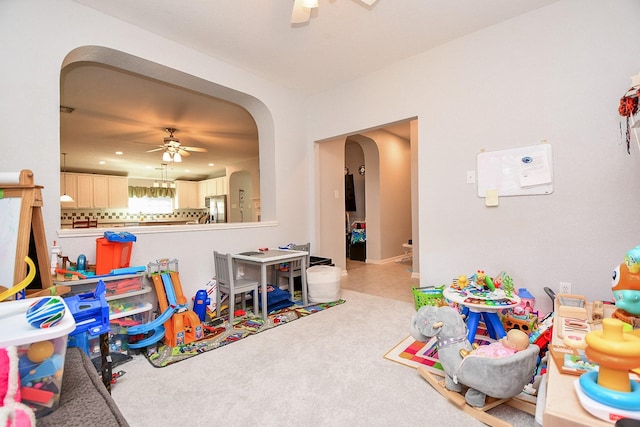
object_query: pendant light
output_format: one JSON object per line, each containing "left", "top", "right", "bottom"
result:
{"left": 60, "top": 153, "right": 74, "bottom": 203}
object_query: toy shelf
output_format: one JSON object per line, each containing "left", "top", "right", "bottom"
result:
{"left": 109, "top": 302, "right": 153, "bottom": 320}
{"left": 105, "top": 284, "right": 151, "bottom": 302}
{"left": 53, "top": 273, "right": 145, "bottom": 295}
{"left": 54, "top": 272, "right": 155, "bottom": 322}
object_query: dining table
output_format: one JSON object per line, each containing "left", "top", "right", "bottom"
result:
{"left": 232, "top": 249, "right": 309, "bottom": 321}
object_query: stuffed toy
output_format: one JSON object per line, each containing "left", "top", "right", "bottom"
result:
{"left": 459, "top": 328, "right": 529, "bottom": 358}
{"left": 411, "top": 305, "right": 539, "bottom": 407}
{"left": 0, "top": 346, "right": 35, "bottom": 426}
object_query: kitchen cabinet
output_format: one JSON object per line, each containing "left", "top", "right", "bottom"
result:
{"left": 62, "top": 173, "right": 129, "bottom": 209}
{"left": 215, "top": 176, "right": 227, "bottom": 195}
{"left": 92, "top": 175, "right": 109, "bottom": 208}
{"left": 197, "top": 177, "right": 227, "bottom": 208}
{"left": 60, "top": 173, "right": 78, "bottom": 208}
{"left": 198, "top": 177, "right": 227, "bottom": 196}
{"left": 76, "top": 174, "right": 94, "bottom": 208}
{"left": 108, "top": 176, "right": 129, "bottom": 208}
{"left": 175, "top": 180, "right": 199, "bottom": 209}
{"left": 197, "top": 179, "right": 212, "bottom": 208}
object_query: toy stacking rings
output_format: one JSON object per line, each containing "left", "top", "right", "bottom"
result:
{"left": 579, "top": 371, "right": 640, "bottom": 410}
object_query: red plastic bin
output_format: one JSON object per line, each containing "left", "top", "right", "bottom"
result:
{"left": 96, "top": 237, "right": 133, "bottom": 275}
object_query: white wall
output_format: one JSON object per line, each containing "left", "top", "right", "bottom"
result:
{"left": 4, "top": 1, "right": 640, "bottom": 316}
{"left": 0, "top": 0, "right": 309, "bottom": 299}
{"left": 307, "top": 0, "right": 640, "bottom": 315}
{"left": 360, "top": 130, "right": 412, "bottom": 261}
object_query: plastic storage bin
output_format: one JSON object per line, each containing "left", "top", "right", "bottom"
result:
{"left": 96, "top": 237, "right": 133, "bottom": 275}
{"left": 0, "top": 298, "right": 76, "bottom": 418}
{"left": 307, "top": 265, "right": 341, "bottom": 303}
{"left": 85, "top": 311, "right": 151, "bottom": 358}
{"left": 104, "top": 274, "right": 143, "bottom": 296}
{"left": 412, "top": 286, "right": 446, "bottom": 310}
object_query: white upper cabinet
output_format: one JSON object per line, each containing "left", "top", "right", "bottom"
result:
{"left": 61, "top": 173, "right": 129, "bottom": 209}
{"left": 175, "top": 180, "right": 199, "bottom": 209}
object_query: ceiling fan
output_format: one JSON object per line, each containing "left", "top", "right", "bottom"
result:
{"left": 291, "top": 0, "right": 378, "bottom": 24}
{"left": 146, "top": 128, "right": 208, "bottom": 163}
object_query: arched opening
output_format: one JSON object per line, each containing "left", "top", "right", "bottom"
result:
{"left": 59, "top": 45, "right": 275, "bottom": 227}
{"left": 316, "top": 119, "right": 416, "bottom": 275}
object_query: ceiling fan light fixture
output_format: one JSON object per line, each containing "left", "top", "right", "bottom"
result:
{"left": 162, "top": 151, "right": 172, "bottom": 162}
{"left": 173, "top": 152, "right": 182, "bottom": 163}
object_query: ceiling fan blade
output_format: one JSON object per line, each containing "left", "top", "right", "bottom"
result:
{"left": 146, "top": 147, "right": 164, "bottom": 153}
{"left": 291, "top": 0, "right": 311, "bottom": 24}
{"left": 177, "top": 149, "right": 191, "bottom": 156}
{"left": 182, "top": 146, "right": 208, "bottom": 153}
{"left": 359, "top": 0, "right": 378, "bottom": 5}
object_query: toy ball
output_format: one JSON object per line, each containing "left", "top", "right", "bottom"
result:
{"left": 26, "top": 296, "right": 66, "bottom": 329}
{"left": 27, "top": 340, "right": 54, "bottom": 363}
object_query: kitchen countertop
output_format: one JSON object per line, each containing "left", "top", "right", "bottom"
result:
{"left": 135, "top": 220, "right": 191, "bottom": 226}
{"left": 60, "top": 219, "right": 192, "bottom": 229}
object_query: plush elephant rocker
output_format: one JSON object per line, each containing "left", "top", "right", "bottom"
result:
{"left": 410, "top": 305, "right": 539, "bottom": 407}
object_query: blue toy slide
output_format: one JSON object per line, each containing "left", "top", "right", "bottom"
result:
{"left": 126, "top": 304, "right": 177, "bottom": 349}
{"left": 126, "top": 273, "right": 184, "bottom": 349}
{"left": 126, "top": 324, "right": 166, "bottom": 349}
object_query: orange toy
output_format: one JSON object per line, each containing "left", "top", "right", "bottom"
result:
{"left": 151, "top": 272, "right": 203, "bottom": 348}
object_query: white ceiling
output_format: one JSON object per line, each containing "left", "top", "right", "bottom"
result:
{"left": 60, "top": 63, "right": 260, "bottom": 181}
{"left": 63, "top": 0, "right": 559, "bottom": 181}
{"left": 73, "top": 0, "right": 558, "bottom": 94}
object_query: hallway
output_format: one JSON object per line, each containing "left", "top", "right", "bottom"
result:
{"left": 340, "top": 258, "right": 419, "bottom": 304}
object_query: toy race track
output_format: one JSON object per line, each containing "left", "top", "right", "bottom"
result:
{"left": 126, "top": 306, "right": 174, "bottom": 349}
{"left": 126, "top": 267, "right": 203, "bottom": 349}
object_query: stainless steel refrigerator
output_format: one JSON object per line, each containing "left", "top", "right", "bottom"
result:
{"left": 206, "top": 195, "right": 227, "bottom": 223}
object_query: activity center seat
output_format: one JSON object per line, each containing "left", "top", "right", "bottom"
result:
{"left": 411, "top": 302, "right": 539, "bottom": 427}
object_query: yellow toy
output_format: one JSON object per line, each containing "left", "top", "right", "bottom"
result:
{"left": 0, "top": 256, "right": 36, "bottom": 301}
{"left": 574, "top": 318, "right": 640, "bottom": 421}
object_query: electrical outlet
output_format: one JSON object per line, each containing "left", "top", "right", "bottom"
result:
{"left": 559, "top": 281, "right": 572, "bottom": 294}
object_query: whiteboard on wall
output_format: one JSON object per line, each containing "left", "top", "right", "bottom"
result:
{"left": 477, "top": 144, "right": 553, "bottom": 197}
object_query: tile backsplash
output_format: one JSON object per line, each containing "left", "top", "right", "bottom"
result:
{"left": 61, "top": 208, "right": 207, "bottom": 223}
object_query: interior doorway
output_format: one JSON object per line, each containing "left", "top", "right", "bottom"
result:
{"left": 315, "top": 118, "right": 418, "bottom": 277}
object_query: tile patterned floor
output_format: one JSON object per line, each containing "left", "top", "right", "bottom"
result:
{"left": 341, "top": 258, "right": 419, "bottom": 305}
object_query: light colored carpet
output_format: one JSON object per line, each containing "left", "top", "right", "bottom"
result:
{"left": 111, "top": 289, "right": 536, "bottom": 426}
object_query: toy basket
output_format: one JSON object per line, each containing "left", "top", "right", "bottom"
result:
{"left": 412, "top": 286, "right": 446, "bottom": 310}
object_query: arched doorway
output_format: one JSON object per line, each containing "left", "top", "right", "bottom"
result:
{"left": 315, "top": 119, "right": 417, "bottom": 274}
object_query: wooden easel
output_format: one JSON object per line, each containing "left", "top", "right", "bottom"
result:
{"left": 0, "top": 169, "right": 52, "bottom": 290}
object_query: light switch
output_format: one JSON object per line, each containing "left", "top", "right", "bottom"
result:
{"left": 466, "top": 170, "right": 476, "bottom": 184}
